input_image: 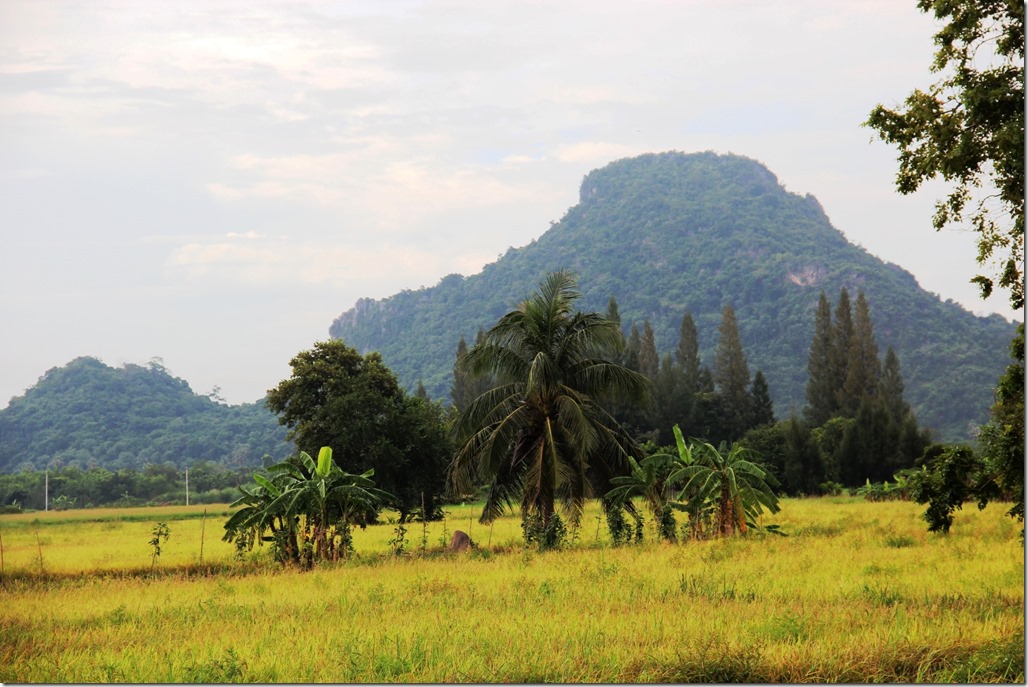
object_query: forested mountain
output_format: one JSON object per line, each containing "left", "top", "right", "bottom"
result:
{"left": 330, "top": 151, "right": 1016, "bottom": 442}
{"left": 0, "top": 357, "right": 292, "bottom": 472}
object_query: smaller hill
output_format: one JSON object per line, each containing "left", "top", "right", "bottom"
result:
{"left": 0, "top": 357, "right": 293, "bottom": 472}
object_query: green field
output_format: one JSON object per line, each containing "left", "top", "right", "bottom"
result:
{"left": 0, "top": 498, "right": 1023, "bottom": 682}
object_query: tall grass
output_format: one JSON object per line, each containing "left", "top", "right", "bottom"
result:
{"left": 0, "top": 498, "right": 1022, "bottom": 682}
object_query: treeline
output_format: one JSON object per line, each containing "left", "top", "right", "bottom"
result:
{"left": 451, "top": 288, "right": 930, "bottom": 496}
{"left": 0, "top": 356, "right": 292, "bottom": 472}
{"left": 742, "top": 288, "right": 930, "bottom": 495}
{"left": 0, "top": 461, "right": 254, "bottom": 512}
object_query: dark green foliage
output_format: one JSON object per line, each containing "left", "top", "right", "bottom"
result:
{"left": 971, "top": 323, "right": 1025, "bottom": 527}
{"left": 842, "top": 292, "right": 881, "bottom": 415}
{"left": 639, "top": 321, "right": 660, "bottom": 380}
{"left": 865, "top": 0, "right": 1025, "bottom": 310}
{"left": 450, "top": 336, "right": 472, "bottom": 413}
{"left": 329, "top": 152, "right": 1013, "bottom": 442}
{"left": 450, "top": 271, "right": 648, "bottom": 528}
{"left": 909, "top": 445, "right": 981, "bottom": 533}
{"left": 265, "top": 341, "right": 451, "bottom": 522}
{"left": 0, "top": 357, "right": 291, "bottom": 472}
{"left": 521, "top": 511, "right": 568, "bottom": 551}
{"left": 831, "top": 289, "right": 854, "bottom": 413}
{"left": 713, "top": 305, "right": 752, "bottom": 440}
{"left": 604, "top": 503, "right": 634, "bottom": 547}
{"left": 805, "top": 292, "right": 836, "bottom": 426}
{"left": 749, "top": 370, "right": 775, "bottom": 428}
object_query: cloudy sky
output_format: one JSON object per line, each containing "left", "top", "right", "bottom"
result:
{"left": 0, "top": 0, "right": 1017, "bottom": 407}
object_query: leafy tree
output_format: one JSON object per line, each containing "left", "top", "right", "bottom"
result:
{"left": 668, "top": 431, "right": 781, "bottom": 537}
{"left": 974, "top": 322, "right": 1025, "bottom": 526}
{"left": 866, "top": 0, "right": 1025, "bottom": 309}
{"left": 265, "top": 340, "right": 449, "bottom": 520}
{"left": 450, "top": 270, "right": 648, "bottom": 532}
{"left": 909, "top": 444, "right": 981, "bottom": 533}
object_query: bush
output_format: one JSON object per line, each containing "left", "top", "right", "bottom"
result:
{"left": 522, "top": 513, "right": 568, "bottom": 550}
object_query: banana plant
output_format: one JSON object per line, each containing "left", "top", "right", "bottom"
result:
{"left": 225, "top": 446, "right": 391, "bottom": 566}
{"left": 668, "top": 431, "right": 781, "bottom": 537}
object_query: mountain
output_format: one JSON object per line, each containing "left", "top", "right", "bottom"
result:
{"left": 0, "top": 357, "right": 293, "bottom": 472}
{"left": 330, "top": 151, "right": 1016, "bottom": 442}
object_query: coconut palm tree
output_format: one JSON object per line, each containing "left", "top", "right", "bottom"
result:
{"left": 450, "top": 270, "right": 649, "bottom": 530}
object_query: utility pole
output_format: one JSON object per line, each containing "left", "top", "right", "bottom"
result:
{"left": 185, "top": 467, "right": 189, "bottom": 507}
{"left": 45, "top": 470, "right": 49, "bottom": 512}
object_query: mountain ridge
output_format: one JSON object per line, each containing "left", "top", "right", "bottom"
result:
{"left": 330, "top": 151, "right": 1016, "bottom": 441}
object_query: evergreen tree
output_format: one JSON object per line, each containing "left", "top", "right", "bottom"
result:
{"left": 652, "top": 353, "right": 688, "bottom": 442}
{"left": 676, "top": 313, "right": 700, "bottom": 390}
{"left": 804, "top": 291, "right": 836, "bottom": 426}
{"left": 750, "top": 369, "right": 775, "bottom": 428}
{"left": 625, "top": 324, "right": 642, "bottom": 373}
{"left": 879, "top": 346, "right": 909, "bottom": 420}
{"left": 469, "top": 327, "right": 495, "bottom": 402}
{"left": 605, "top": 296, "right": 621, "bottom": 330}
{"left": 451, "top": 336, "right": 471, "bottom": 412}
{"left": 639, "top": 321, "right": 660, "bottom": 380}
{"left": 415, "top": 379, "right": 428, "bottom": 399}
{"left": 842, "top": 291, "right": 881, "bottom": 416}
{"left": 830, "top": 288, "right": 854, "bottom": 413}
{"left": 714, "top": 304, "right": 752, "bottom": 441}
{"left": 782, "top": 416, "right": 823, "bottom": 495}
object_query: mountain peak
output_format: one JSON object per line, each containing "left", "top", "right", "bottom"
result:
{"left": 330, "top": 150, "right": 1014, "bottom": 441}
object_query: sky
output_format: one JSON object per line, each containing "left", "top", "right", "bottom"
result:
{"left": 0, "top": 0, "right": 1019, "bottom": 408}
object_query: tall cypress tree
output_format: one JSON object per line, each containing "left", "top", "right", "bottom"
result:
{"left": 714, "top": 304, "right": 752, "bottom": 440}
{"left": 605, "top": 295, "right": 621, "bottom": 330}
{"left": 468, "top": 327, "right": 495, "bottom": 403}
{"left": 653, "top": 353, "right": 689, "bottom": 440}
{"left": 676, "top": 313, "right": 701, "bottom": 395}
{"left": 842, "top": 292, "right": 881, "bottom": 416}
{"left": 805, "top": 291, "right": 836, "bottom": 426}
{"left": 451, "top": 335, "right": 471, "bottom": 412}
{"left": 879, "top": 346, "right": 909, "bottom": 420}
{"left": 639, "top": 321, "right": 660, "bottom": 380}
{"left": 750, "top": 369, "right": 775, "bottom": 428}
{"left": 830, "top": 289, "right": 854, "bottom": 414}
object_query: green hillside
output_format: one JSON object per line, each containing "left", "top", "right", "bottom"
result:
{"left": 330, "top": 151, "right": 1016, "bottom": 442}
{"left": 0, "top": 357, "right": 292, "bottom": 472}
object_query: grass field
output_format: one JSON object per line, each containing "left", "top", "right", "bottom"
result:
{"left": 0, "top": 497, "right": 1023, "bottom": 682}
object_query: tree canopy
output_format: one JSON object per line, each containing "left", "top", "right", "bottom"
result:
{"left": 450, "top": 270, "right": 648, "bottom": 529}
{"left": 866, "top": 0, "right": 1025, "bottom": 310}
{"left": 265, "top": 340, "right": 451, "bottom": 522}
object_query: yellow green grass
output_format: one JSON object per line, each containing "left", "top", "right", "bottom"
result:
{"left": 0, "top": 498, "right": 1023, "bottom": 682}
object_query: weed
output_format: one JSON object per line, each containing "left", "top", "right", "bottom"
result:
{"left": 677, "top": 573, "right": 756, "bottom": 602}
{"left": 183, "top": 648, "right": 246, "bottom": 683}
{"left": 884, "top": 533, "right": 917, "bottom": 548}
{"left": 862, "top": 582, "right": 904, "bottom": 607}
{"left": 388, "top": 522, "right": 408, "bottom": 556}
